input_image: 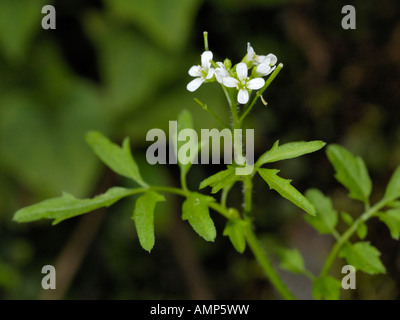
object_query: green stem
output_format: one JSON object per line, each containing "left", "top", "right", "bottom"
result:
{"left": 245, "top": 222, "right": 296, "bottom": 300}
{"left": 180, "top": 171, "right": 188, "bottom": 191}
{"left": 221, "top": 182, "right": 235, "bottom": 208}
{"left": 243, "top": 175, "right": 252, "bottom": 217}
{"left": 319, "top": 199, "right": 387, "bottom": 278}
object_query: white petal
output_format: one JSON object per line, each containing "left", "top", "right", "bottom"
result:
{"left": 266, "top": 54, "right": 277, "bottom": 66}
{"left": 236, "top": 62, "right": 248, "bottom": 80}
{"left": 238, "top": 89, "right": 249, "bottom": 104}
{"left": 222, "top": 77, "right": 239, "bottom": 88}
{"left": 215, "top": 69, "right": 226, "bottom": 83}
{"left": 188, "top": 65, "right": 202, "bottom": 77}
{"left": 255, "top": 63, "right": 272, "bottom": 76}
{"left": 256, "top": 55, "right": 269, "bottom": 65}
{"left": 247, "top": 78, "right": 265, "bottom": 90}
{"left": 187, "top": 78, "right": 205, "bottom": 92}
{"left": 215, "top": 63, "right": 229, "bottom": 83}
{"left": 201, "top": 51, "right": 213, "bottom": 68}
{"left": 205, "top": 68, "right": 214, "bottom": 80}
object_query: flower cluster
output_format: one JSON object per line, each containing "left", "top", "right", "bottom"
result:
{"left": 186, "top": 43, "right": 277, "bottom": 105}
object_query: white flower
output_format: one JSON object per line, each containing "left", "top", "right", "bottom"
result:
{"left": 214, "top": 62, "right": 230, "bottom": 84}
{"left": 253, "top": 53, "right": 277, "bottom": 76}
{"left": 186, "top": 51, "right": 214, "bottom": 92}
{"left": 245, "top": 43, "right": 278, "bottom": 76}
{"left": 222, "top": 62, "right": 265, "bottom": 104}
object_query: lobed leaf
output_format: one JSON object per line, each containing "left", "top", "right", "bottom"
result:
{"left": 132, "top": 191, "right": 165, "bottom": 252}
{"left": 326, "top": 144, "right": 371, "bottom": 204}
{"left": 305, "top": 189, "right": 338, "bottom": 234}
{"left": 377, "top": 208, "right": 400, "bottom": 240}
{"left": 383, "top": 166, "right": 400, "bottom": 203}
{"left": 258, "top": 168, "right": 316, "bottom": 216}
{"left": 182, "top": 193, "right": 216, "bottom": 242}
{"left": 339, "top": 242, "right": 386, "bottom": 275}
{"left": 256, "top": 140, "right": 326, "bottom": 167}
{"left": 223, "top": 218, "right": 247, "bottom": 253}
{"left": 13, "top": 187, "right": 134, "bottom": 224}
{"left": 86, "top": 131, "right": 148, "bottom": 187}
{"left": 199, "top": 166, "right": 239, "bottom": 194}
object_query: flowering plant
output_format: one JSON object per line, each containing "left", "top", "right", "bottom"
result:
{"left": 12, "top": 32, "right": 400, "bottom": 300}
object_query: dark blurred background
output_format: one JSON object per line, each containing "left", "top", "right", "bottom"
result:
{"left": 0, "top": 0, "right": 399, "bottom": 300}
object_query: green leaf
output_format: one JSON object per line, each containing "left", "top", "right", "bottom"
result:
{"left": 182, "top": 193, "right": 216, "bottom": 242}
{"left": 132, "top": 191, "right": 165, "bottom": 252}
{"left": 341, "top": 212, "right": 354, "bottom": 226}
{"left": 256, "top": 140, "right": 326, "bottom": 167}
{"left": 257, "top": 168, "right": 316, "bottom": 216}
{"left": 304, "top": 189, "right": 338, "bottom": 234}
{"left": 199, "top": 166, "right": 239, "bottom": 194}
{"left": 326, "top": 144, "right": 372, "bottom": 204}
{"left": 377, "top": 208, "right": 400, "bottom": 240}
{"left": 13, "top": 187, "right": 134, "bottom": 225}
{"left": 277, "top": 248, "right": 306, "bottom": 274}
{"left": 86, "top": 131, "right": 148, "bottom": 187}
{"left": 383, "top": 166, "right": 400, "bottom": 203}
{"left": 356, "top": 221, "right": 368, "bottom": 240}
{"left": 223, "top": 218, "right": 247, "bottom": 253}
{"left": 339, "top": 242, "right": 386, "bottom": 275}
{"left": 312, "top": 276, "right": 341, "bottom": 300}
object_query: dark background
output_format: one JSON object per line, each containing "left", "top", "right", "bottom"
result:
{"left": 0, "top": 0, "right": 399, "bottom": 299}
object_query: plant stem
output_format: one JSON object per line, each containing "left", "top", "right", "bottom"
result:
{"left": 319, "top": 199, "right": 387, "bottom": 278}
{"left": 245, "top": 222, "right": 296, "bottom": 300}
{"left": 243, "top": 175, "right": 252, "bottom": 217}
{"left": 180, "top": 171, "right": 188, "bottom": 191}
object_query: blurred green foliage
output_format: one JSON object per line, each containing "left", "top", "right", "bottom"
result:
{"left": 1, "top": 0, "right": 400, "bottom": 299}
